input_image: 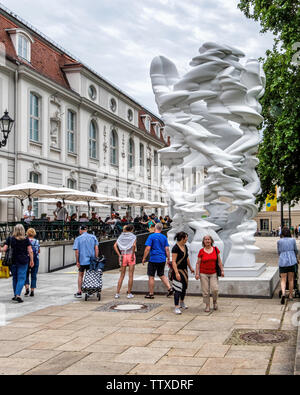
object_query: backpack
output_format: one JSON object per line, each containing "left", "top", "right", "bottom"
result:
{"left": 30, "top": 239, "right": 40, "bottom": 259}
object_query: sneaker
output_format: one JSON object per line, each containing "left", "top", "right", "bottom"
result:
{"left": 24, "top": 289, "right": 30, "bottom": 297}
{"left": 12, "top": 296, "right": 16, "bottom": 301}
{"left": 180, "top": 302, "right": 188, "bottom": 309}
{"left": 74, "top": 292, "right": 82, "bottom": 298}
{"left": 30, "top": 291, "right": 34, "bottom": 297}
{"left": 127, "top": 293, "right": 134, "bottom": 299}
{"left": 166, "top": 288, "right": 174, "bottom": 297}
{"left": 13, "top": 297, "right": 23, "bottom": 303}
{"left": 174, "top": 308, "right": 182, "bottom": 315}
{"left": 114, "top": 293, "right": 120, "bottom": 299}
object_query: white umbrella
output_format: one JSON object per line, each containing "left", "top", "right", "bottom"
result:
{"left": 39, "top": 190, "right": 117, "bottom": 216}
{"left": 144, "top": 201, "right": 168, "bottom": 208}
{"left": 0, "top": 183, "right": 76, "bottom": 206}
{"left": 37, "top": 199, "right": 109, "bottom": 208}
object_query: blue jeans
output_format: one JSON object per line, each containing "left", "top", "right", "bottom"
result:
{"left": 26, "top": 257, "right": 39, "bottom": 289}
{"left": 11, "top": 264, "right": 28, "bottom": 296}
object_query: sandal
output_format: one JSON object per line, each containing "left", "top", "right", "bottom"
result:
{"left": 145, "top": 293, "right": 154, "bottom": 299}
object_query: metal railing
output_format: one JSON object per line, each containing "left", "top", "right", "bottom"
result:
{"left": 0, "top": 220, "right": 170, "bottom": 242}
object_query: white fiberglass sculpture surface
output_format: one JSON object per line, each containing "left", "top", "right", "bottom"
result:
{"left": 150, "top": 42, "right": 266, "bottom": 271}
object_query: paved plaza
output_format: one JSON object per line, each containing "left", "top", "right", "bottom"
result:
{"left": 0, "top": 237, "right": 299, "bottom": 375}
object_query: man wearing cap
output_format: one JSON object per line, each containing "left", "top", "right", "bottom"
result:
{"left": 73, "top": 225, "right": 99, "bottom": 298}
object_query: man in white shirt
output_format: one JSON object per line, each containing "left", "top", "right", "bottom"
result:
{"left": 53, "top": 201, "right": 68, "bottom": 221}
{"left": 23, "top": 205, "right": 35, "bottom": 224}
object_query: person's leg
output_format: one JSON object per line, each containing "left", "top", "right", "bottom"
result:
{"left": 160, "top": 275, "right": 171, "bottom": 290}
{"left": 11, "top": 264, "right": 17, "bottom": 297}
{"left": 30, "top": 258, "right": 39, "bottom": 291}
{"left": 78, "top": 271, "right": 85, "bottom": 294}
{"left": 116, "top": 266, "right": 126, "bottom": 294}
{"left": 25, "top": 266, "right": 30, "bottom": 293}
{"left": 288, "top": 271, "right": 295, "bottom": 299}
{"left": 15, "top": 264, "right": 28, "bottom": 297}
{"left": 280, "top": 273, "right": 287, "bottom": 303}
{"left": 148, "top": 276, "right": 155, "bottom": 295}
{"left": 200, "top": 274, "right": 210, "bottom": 311}
{"left": 211, "top": 274, "right": 219, "bottom": 309}
{"left": 127, "top": 264, "right": 135, "bottom": 294}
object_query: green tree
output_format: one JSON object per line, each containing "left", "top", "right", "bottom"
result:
{"left": 238, "top": 0, "right": 300, "bottom": 205}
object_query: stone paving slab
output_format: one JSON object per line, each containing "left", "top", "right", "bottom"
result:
{"left": 0, "top": 237, "right": 298, "bottom": 375}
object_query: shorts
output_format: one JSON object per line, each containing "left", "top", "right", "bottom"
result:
{"left": 279, "top": 265, "right": 296, "bottom": 274}
{"left": 121, "top": 254, "right": 136, "bottom": 267}
{"left": 147, "top": 262, "right": 166, "bottom": 277}
{"left": 79, "top": 265, "right": 90, "bottom": 273}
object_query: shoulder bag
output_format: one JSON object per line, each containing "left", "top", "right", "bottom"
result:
{"left": 215, "top": 247, "right": 222, "bottom": 277}
{"left": 2, "top": 237, "right": 14, "bottom": 267}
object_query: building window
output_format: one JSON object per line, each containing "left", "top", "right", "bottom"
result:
{"left": 29, "top": 172, "right": 39, "bottom": 217}
{"left": 110, "top": 129, "right": 118, "bottom": 166}
{"left": 142, "top": 115, "right": 151, "bottom": 132}
{"left": 67, "top": 179, "right": 76, "bottom": 190}
{"left": 18, "top": 34, "right": 30, "bottom": 61}
{"left": 30, "top": 93, "right": 40, "bottom": 142}
{"left": 88, "top": 85, "right": 97, "bottom": 101}
{"left": 154, "top": 150, "right": 158, "bottom": 180}
{"left": 110, "top": 98, "right": 117, "bottom": 112}
{"left": 139, "top": 143, "right": 144, "bottom": 175}
{"left": 67, "top": 110, "right": 76, "bottom": 153}
{"left": 89, "top": 121, "right": 97, "bottom": 159}
{"left": 260, "top": 219, "right": 269, "bottom": 231}
{"left": 128, "top": 138, "right": 135, "bottom": 169}
{"left": 90, "top": 184, "right": 97, "bottom": 193}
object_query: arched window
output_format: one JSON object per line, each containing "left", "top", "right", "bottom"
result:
{"left": 128, "top": 138, "right": 135, "bottom": 169}
{"left": 29, "top": 171, "right": 40, "bottom": 217}
{"left": 89, "top": 121, "right": 97, "bottom": 159}
{"left": 90, "top": 184, "right": 97, "bottom": 193}
{"left": 110, "top": 129, "right": 118, "bottom": 166}
{"left": 18, "top": 34, "right": 30, "bottom": 61}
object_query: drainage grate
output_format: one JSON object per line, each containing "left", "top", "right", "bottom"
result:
{"left": 225, "top": 329, "right": 296, "bottom": 346}
{"left": 94, "top": 301, "right": 162, "bottom": 313}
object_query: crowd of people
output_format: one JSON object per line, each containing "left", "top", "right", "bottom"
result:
{"left": 0, "top": 221, "right": 299, "bottom": 313}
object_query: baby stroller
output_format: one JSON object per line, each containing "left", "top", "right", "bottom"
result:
{"left": 279, "top": 263, "right": 300, "bottom": 299}
{"left": 82, "top": 255, "right": 106, "bottom": 301}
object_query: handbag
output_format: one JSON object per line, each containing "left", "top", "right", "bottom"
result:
{"left": 215, "top": 247, "right": 221, "bottom": 277}
{"left": 90, "top": 255, "right": 106, "bottom": 271}
{"left": 2, "top": 238, "right": 14, "bottom": 267}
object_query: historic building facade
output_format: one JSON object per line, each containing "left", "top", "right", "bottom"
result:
{"left": 0, "top": 6, "right": 167, "bottom": 221}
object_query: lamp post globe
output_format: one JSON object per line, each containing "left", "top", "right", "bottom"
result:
{"left": 0, "top": 110, "right": 14, "bottom": 148}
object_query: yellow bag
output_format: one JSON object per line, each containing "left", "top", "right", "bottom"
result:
{"left": 0, "top": 259, "right": 10, "bottom": 278}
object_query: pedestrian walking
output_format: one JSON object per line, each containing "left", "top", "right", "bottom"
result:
{"left": 170, "top": 232, "right": 195, "bottom": 314}
{"left": 277, "top": 226, "right": 299, "bottom": 304}
{"left": 195, "top": 235, "right": 224, "bottom": 312}
{"left": 0, "top": 224, "right": 34, "bottom": 303}
{"left": 24, "top": 228, "right": 40, "bottom": 297}
{"left": 142, "top": 223, "right": 173, "bottom": 299}
{"left": 73, "top": 225, "right": 99, "bottom": 298}
{"left": 113, "top": 224, "right": 137, "bottom": 299}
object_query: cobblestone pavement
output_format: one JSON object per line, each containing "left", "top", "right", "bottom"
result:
{"left": 0, "top": 237, "right": 299, "bottom": 375}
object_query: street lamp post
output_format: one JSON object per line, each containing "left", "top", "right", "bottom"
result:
{"left": 0, "top": 110, "right": 14, "bottom": 148}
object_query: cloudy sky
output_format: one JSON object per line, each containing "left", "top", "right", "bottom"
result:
{"left": 1, "top": 0, "right": 274, "bottom": 115}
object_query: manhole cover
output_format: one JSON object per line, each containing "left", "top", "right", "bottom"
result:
{"left": 94, "top": 301, "right": 162, "bottom": 313}
{"left": 111, "top": 304, "right": 147, "bottom": 311}
{"left": 225, "top": 329, "right": 295, "bottom": 346}
{"left": 240, "top": 331, "right": 289, "bottom": 344}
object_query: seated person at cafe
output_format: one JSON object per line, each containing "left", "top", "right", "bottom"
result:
{"left": 90, "top": 212, "right": 98, "bottom": 224}
{"left": 53, "top": 201, "right": 68, "bottom": 221}
{"left": 23, "top": 205, "right": 35, "bottom": 224}
{"left": 79, "top": 213, "right": 89, "bottom": 223}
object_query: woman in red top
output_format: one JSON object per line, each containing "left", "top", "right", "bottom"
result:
{"left": 195, "top": 235, "right": 224, "bottom": 312}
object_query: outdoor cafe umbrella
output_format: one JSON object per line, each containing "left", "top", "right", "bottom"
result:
{"left": 0, "top": 183, "right": 77, "bottom": 207}
{"left": 39, "top": 191, "right": 117, "bottom": 217}
{"left": 37, "top": 199, "right": 109, "bottom": 209}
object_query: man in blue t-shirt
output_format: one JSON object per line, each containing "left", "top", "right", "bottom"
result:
{"left": 142, "top": 223, "right": 173, "bottom": 298}
{"left": 73, "top": 225, "right": 99, "bottom": 298}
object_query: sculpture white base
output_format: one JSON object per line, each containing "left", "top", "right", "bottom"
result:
{"left": 132, "top": 266, "right": 279, "bottom": 298}
{"left": 223, "top": 263, "right": 266, "bottom": 277}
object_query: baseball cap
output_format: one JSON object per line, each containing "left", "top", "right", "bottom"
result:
{"left": 80, "top": 225, "right": 88, "bottom": 230}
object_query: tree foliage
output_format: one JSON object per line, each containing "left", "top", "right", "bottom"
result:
{"left": 238, "top": 0, "right": 300, "bottom": 205}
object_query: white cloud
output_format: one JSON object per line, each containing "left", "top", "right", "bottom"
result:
{"left": 0, "top": 0, "right": 275, "bottom": 115}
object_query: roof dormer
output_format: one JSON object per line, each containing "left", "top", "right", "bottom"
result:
{"left": 6, "top": 28, "right": 34, "bottom": 63}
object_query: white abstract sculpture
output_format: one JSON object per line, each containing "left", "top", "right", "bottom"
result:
{"left": 150, "top": 42, "right": 266, "bottom": 275}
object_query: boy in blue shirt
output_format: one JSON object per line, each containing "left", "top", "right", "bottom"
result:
{"left": 142, "top": 223, "right": 173, "bottom": 298}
